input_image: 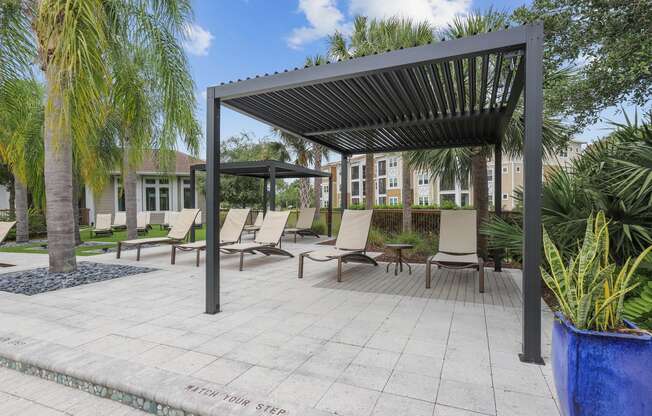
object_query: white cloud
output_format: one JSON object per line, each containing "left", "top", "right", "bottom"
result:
{"left": 287, "top": 0, "right": 470, "bottom": 48}
{"left": 183, "top": 23, "right": 214, "bottom": 56}
{"left": 348, "top": 0, "right": 471, "bottom": 28}
{"left": 287, "top": 0, "right": 348, "bottom": 49}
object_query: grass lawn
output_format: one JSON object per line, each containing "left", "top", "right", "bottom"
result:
{"left": 0, "top": 225, "right": 207, "bottom": 256}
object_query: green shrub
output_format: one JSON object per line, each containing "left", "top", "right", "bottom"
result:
{"left": 412, "top": 204, "right": 438, "bottom": 209}
{"left": 349, "top": 203, "right": 365, "bottom": 210}
{"left": 623, "top": 260, "right": 652, "bottom": 329}
{"left": 439, "top": 200, "right": 458, "bottom": 209}
{"left": 388, "top": 231, "right": 438, "bottom": 256}
{"left": 311, "top": 219, "right": 326, "bottom": 235}
{"left": 367, "top": 227, "right": 386, "bottom": 248}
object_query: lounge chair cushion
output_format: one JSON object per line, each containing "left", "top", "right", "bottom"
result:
{"left": 335, "top": 210, "right": 373, "bottom": 250}
{"left": 113, "top": 212, "right": 126, "bottom": 227}
{"left": 168, "top": 209, "right": 200, "bottom": 240}
{"left": 222, "top": 242, "right": 271, "bottom": 251}
{"left": 221, "top": 208, "right": 250, "bottom": 242}
{"left": 430, "top": 252, "right": 479, "bottom": 265}
{"left": 293, "top": 207, "right": 316, "bottom": 230}
{"left": 254, "top": 211, "right": 291, "bottom": 245}
{"left": 0, "top": 221, "right": 16, "bottom": 243}
{"left": 175, "top": 241, "right": 207, "bottom": 249}
{"left": 95, "top": 214, "right": 112, "bottom": 231}
{"left": 438, "top": 210, "right": 477, "bottom": 254}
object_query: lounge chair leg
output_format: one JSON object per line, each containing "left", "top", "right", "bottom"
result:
{"left": 116, "top": 242, "right": 121, "bottom": 259}
{"left": 478, "top": 258, "right": 485, "bottom": 293}
{"left": 426, "top": 259, "right": 431, "bottom": 288}
{"left": 294, "top": 233, "right": 297, "bottom": 243}
{"left": 337, "top": 257, "right": 343, "bottom": 282}
{"left": 239, "top": 252, "right": 244, "bottom": 271}
{"left": 171, "top": 246, "right": 176, "bottom": 264}
{"left": 298, "top": 253, "right": 304, "bottom": 278}
{"left": 136, "top": 245, "right": 141, "bottom": 261}
{"left": 196, "top": 249, "right": 200, "bottom": 267}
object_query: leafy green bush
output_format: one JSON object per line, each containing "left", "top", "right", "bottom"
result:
{"left": 412, "top": 204, "right": 438, "bottom": 209}
{"left": 311, "top": 219, "right": 326, "bottom": 235}
{"left": 439, "top": 200, "right": 458, "bottom": 209}
{"left": 349, "top": 203, "right": 365, "bottom": 210}
{"left": 623, "top": 260, "right": 652, "bottom": 329}
{"left": 388, "top": 231, "right": 438, "bottom": 256}
{"left": 542, "top": 212, "right": 652, "bottom": 331}
{"left": 367, "top": 227, "right": 386, "bottom": 248}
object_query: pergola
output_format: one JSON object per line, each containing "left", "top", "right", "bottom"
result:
{"left": 206, "top": 23, "right": 544, "bottom": 364}
{"left": 188, "top": 160, "right": 333, "bottom": 241}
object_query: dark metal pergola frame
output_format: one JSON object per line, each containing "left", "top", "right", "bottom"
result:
{"left": 205, "top": 23, "right": 544, "bottom": 364}
{"left": 188, "top": 160, "right": 333, "bottom": 241}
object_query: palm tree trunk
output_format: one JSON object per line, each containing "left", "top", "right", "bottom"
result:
{"left": 123, "top": 141, "right": 138, "bottom": 240}
{"left": 43, "top": 74, "right": 77, "bottom": 273}
{"left": 8, "top": 176, "right": 15, "bottom": 213}
{"left": 471, "top": 149, "right": 488, "bottom": 259}
{"left": 313, "top": 145, "right": 322, "bottom": 220}
{"left": 72, "top": 174, "right": 81, "bottom": 246}
{"left": 365, "top": 153, "right": 374, "bottom": 209}
{"left": 14, "top": 178, "right": 29, "bottom": 243}
{"left": 299, "top": 178, "right": 310, "bottom": 208}
{"left": 401, "top": 153, "right": 412, "bottom": 232}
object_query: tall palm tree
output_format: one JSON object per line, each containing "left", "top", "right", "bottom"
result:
{"left": 274, "top": 129, "right": 314, "bottom": 208}
{"left": 0, "top": 79, "right": 45, "bottom": 243}
{"left": 3, "top": 0, "right": 199, "bottom": 271}
{"left": 329, "top": 16, "right": 434, "bottom": 230}
{"left": 407, "top": 10, "right": 570, "bottom": 257}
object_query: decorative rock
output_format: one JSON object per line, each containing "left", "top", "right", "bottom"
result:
{"left": 0, "top": 261, "right": 156, "bottom": 295}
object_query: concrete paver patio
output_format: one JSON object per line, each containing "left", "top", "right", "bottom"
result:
{"left": 0, "top": 236, "right": 559, "bottom": 416}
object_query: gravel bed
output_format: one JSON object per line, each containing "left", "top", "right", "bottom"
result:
{"left": 0, "top": 262, "right": 156, "bottom": 296}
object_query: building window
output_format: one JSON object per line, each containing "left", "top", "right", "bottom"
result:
{"left": 440, "top": 194, "right": 455, "bottom": 204}
{"left": 362, "top": 165, "right": 366, "bottom": 179}
{"left": 502, "top": 166, "right": 508, "bottom": 174}
{"left": 351, "top": 197, "right": 360, "bottom": 205}
{"left": 440, "top": 175, "right": 455, "bottom": 192}
{"left": 388, "top": 157, "right": 398, "bottom": 168}
{"left": 487, "top": 168, "right": 493, "bottom": 182}
{"left": 377, "top": 160, "right": 386, "bottom": 177}
{"left": 115, "top": 178, "right": 125, "bottom": 212}
{"left": 378, "top": 196, "right": 386, "bottom": 205}
{"left": 389, "top": 196, "right": 399, "bottom": 206}
{"left": 144, "top": 177, "right": 171, "bottom": 211}
{"left": 378, "top": 178, "right": 387, "bottom": 195}
{"left": 389, "top": 177, "right": 398, "bottom": 188}
{"left": 560, "top": 148, "right": 568, "bottom": 158}
{"left": 417, "top": 173, "right": 429, "bottom": 186}
{"left": 352, "top": 181, "right": 360, "bottom": 196}
{"left": 351, "top": 165, "right": 360, "bottom": 180}
{"left": 515, "top": 165, "right": 521, "bottom": 174}
{"left": 502, "top": 193, "right": 509, "bottom": 200}
{"left": 418, "top": 196, "right": 429, "bottom": 205}
{"left": 461, "top": 193, "right": 470, "bottom": 207}
{"left": 182, "top": 178, "right": 192, "bottom": 209}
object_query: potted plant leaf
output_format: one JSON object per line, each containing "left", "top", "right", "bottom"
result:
{"left": 542, "top": 212, "right": 652, "bottom": 416}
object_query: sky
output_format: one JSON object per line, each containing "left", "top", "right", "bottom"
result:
{"left": 181, "top": 0, "right": 645, "bottom": 157}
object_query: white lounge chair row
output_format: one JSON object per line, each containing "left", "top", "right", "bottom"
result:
{"left": 91, "top": 212, "right": 151, "bottom": 237}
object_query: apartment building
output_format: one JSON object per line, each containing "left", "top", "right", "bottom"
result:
{"left": 320, "top": 140, "right": 583, "bottom": 211}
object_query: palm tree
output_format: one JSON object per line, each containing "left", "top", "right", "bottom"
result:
{"left": 274, "top": 129, "right": 314, "bottom": 208}
{"left": 2, "top": 0, "right": 200, "bottom": 272}
{"left": 0, "top": 79, "right": 45, "bottom": 243}
{"left": 407, "top": 10, "right": 570, "bottom": 258}
{"left": 329, "top": 16, "right": 434, "bottom": 230}
{"left": 109, "top": 43, "right": 199, "bottom": 240}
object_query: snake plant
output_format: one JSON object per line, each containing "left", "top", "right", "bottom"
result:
{"left": 542, "top": 211, "right": 652, "bottom": 332}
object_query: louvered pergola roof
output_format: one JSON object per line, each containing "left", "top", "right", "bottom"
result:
{"left": 211, "top": 26, "right": 529, "bottom": 155}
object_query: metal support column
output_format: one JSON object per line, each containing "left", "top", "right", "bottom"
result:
{"left": 263, "top": 178, "right": 268, "bottom": 215}
{"left": 494, "top": 141, "right": 502, "bottom": 271}
{"left": 327, "top": 175, "right": 333, "bottom": 237}
{"left": 205, "top": 90, "right": 220, "bottom": 314}
{"left": 269, "top": 166, "right": 276, "bottom": 211}
{"left": 520, "top": 22, "right": 544, "bottom": 364}
{"left": 190, "top": 166, "right": 196, "bottom": 242}
{"left": 341, "top": 154, "right": 348, "bottom": 210}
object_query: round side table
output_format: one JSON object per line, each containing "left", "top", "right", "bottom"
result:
{"left": 384, "top": 243, "right": 414, "bottom": 275}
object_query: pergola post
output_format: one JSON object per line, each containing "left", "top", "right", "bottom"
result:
{"left": 327, "top": 175, "right": 333, "bottom": 237}
{"left": 190, "top": 165, "right": 197, "bottom": 242}
{"left": 341, "top": 154, "right": 348, "bottom": 209}
{"left": 205, "top": 89, "right": 220, "bottom": 314}
{"left": 263, "top": 178, "right": 268, "bottom": 215}
{"left": 520, "top": 22, "right": 544, "bottom": 364}
{"left": 269, "top": 166, "right": 276, "bottom": 211}
{"left": 494, "top": 141, "right": 502, "bottom": 271}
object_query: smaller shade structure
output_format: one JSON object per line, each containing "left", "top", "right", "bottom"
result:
{"left": 188, "top": 160, "right": 333, "bottom": 241}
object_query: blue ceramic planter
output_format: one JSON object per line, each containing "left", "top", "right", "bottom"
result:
{"left": 552, "top": 312, "right": 652, "bottom": 416}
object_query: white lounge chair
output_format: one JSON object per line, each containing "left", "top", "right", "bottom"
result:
{"left": 116, "top": 208, "right": 199, "bottom": 261}
{"left": 171, "top": 208, "right": 250, "bottom": 266}
{"left": 162, "top": 211, "right": 179, "bottom": 230}
{"left": 426, "top": 210, "right": 485, "bottom": 292}
{"left": 285, "top": 207, "right": 320, "bottom": 242}
{"left": 91, "top": 214, "right": 113, "bottom": 238}
{"left": 222, "top": 210, "right": 293, "bottom": 271}
{"left": 136, "top": 211, "right": 150, "bottom": 235}
{"left": 298, "top": 209, "right": 378, "bottom": 282}
{"left": 111, "top": 212, "right": 126, "bottom": 230}
{"left": 243, "top": 211, "right": 264, "bottom": 236}
{"left": 0, "top": 221, "right": 16, "bottom": 245}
